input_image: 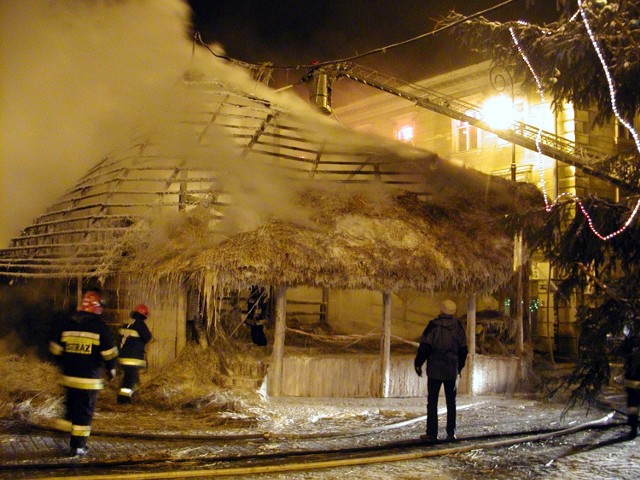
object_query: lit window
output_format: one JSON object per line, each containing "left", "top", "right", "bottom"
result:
{"left": 396, "top": 125, "right": 414, "bottom": 142}
{"left": 454, "top": 118, "right": 478, "bottom": 152}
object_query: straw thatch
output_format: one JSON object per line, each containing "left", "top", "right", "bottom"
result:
{"left": 114, "top": 175, "right": 542, "bottom": 294}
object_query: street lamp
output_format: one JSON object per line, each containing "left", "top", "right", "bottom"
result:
{"left": 487, "top": 65, "right": 525, "bottom": 355}
{"left": 488, "top": 66, "right": 517, "bottom": 181}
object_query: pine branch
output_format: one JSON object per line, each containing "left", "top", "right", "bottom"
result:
{"left": 441, "top": 1, "right": 640, "bottom": 125}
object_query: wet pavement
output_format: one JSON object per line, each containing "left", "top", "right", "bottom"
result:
{"left": 1, "top": 394, "right": 638, "bottom": 479}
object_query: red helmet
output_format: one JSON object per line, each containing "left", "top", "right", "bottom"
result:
{"left": 80, "top": 291, "right": 104, "bottom": 315}
{"left": 133, "top": 304, "right": 149, "bottom": 318}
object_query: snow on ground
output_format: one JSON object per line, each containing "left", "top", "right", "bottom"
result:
{"left": 1, "top": 353, "right": 639, "bottom": 479}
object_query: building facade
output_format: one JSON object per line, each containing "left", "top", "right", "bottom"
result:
{"left": 334, "top": 60, "right": 635, "bottom": 357}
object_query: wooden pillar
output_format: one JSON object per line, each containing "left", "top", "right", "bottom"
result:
{"left": 320, "top": 288, "right": 329, "bottom": 326}
{"left": 380, "top": 291, "right": 392, "bottom": 398}
{"left": 175, "top": 284, "right": 187, "bottom": 357}
{"left": 269, "top": 286, "right": 287, "bottom": 397}
{"left": 546, "top": 264, "right": 556, "bottom": 364}
{"left": 524, "top": 260, "right": 532, "bottom": 344}
{"left": 515, "top": 233, "right": 524, "bottom": 355}
{"left": 466, "top": 294, "right": 477, "bottom": 396}
{"left": 76, "top": 275, "right": 83, "bottom": 307}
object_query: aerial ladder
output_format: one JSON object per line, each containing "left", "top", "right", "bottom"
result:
{"left": 308, "top": 62, "right": 638, "bottom": 193}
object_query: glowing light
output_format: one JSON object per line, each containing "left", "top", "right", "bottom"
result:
{"left": 481, "top": 95, "right": 515, "bottom": 130}
{"left": 396, "top": 125, "right": 414, "bottom": 142}
{"left": 530, "top": 299, "right": 540, "bottom": 312}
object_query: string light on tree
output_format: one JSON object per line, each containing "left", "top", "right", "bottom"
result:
{"left": 577, "top": 0, "right": 640, "bottom": 152}
{"left": 577, "top": 0, "right": 640, "bottom": 238}
{"left": 509, "top": 4, "right": 640, "bottom": 241}
{"left": 509, "top": 24, "right": 551, "bottom": 211}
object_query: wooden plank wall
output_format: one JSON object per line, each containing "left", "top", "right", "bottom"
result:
{"left": 276, "top": 354, "right": 517, "bottom": 398}
{"left": 144, "top": 289, "right": 187, "bottom": 370}
{"left": 110, "top": 277, "right": 187, "bottom": 370}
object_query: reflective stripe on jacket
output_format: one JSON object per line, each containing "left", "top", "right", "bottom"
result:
{"left": 118, "top": 318, "right": 152, "bottom": 368}
{"left": 50, "top": 311, "right": 118, "bottom": 388}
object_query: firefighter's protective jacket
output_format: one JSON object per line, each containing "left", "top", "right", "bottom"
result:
{"left": 118, "top": 318, "right": 152, "bottom": 368}
{"left": 49, "top": 311, "right": 118, "bottom": 390}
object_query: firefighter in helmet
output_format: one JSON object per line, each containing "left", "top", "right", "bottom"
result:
{"left": 49, "top": 290, "right": 118, "bottom": 456}
{"left": 116, "top": 304, "right": 152, "bottom": 404}
{"left": 245, "top": 285, "right": 269, "bottom": 346}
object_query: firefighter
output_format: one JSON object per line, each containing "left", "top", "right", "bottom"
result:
{"left": 49, "top": 290, "right": 118, "bottom": 456}
{"left": 116, "top": 304, "right": 152, "bottom": 404}
{"left": 621, "top": 326, "right": 640, "bottom": 438}
{"left": 245, "top": 285, "right": 268, "bottom": 346}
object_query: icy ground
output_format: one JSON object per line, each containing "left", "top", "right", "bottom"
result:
{"left": 1, "top": 354, "right": 638, "bottom": 479}
{"left": 12, "top": 393, "right": 637, "bottom": 480}
{"left": 215, "top": 396, "right": 638, "bottom": 480}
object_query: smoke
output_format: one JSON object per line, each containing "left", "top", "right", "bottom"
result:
{"left": 0, "top": 0, "right": 419, "bottom": 251}
{"left": 0, "top": 0, "right": 194, "bottom": 248}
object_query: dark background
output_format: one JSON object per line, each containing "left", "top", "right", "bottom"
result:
{"left": 185, "top": 0, "right": 564, "bottom": 103}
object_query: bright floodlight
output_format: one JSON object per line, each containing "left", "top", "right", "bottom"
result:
{"left": 482, "top": 95, "right": 515, "bottom": 130}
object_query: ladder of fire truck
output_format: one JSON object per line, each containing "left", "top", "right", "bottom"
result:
{"left": 336, "top": 63, "right": 634, "bottom": 191}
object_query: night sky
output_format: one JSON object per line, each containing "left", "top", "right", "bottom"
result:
{"left": 186, "top": 0, "right": 564, "bottom": 92}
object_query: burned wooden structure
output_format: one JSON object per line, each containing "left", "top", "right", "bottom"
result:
{"left": 0, "top": 70, "right": 542, "bottom": 396}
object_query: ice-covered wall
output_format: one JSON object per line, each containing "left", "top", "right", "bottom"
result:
{"left": 272, "top": 353, "right": 520, "bottom": 398}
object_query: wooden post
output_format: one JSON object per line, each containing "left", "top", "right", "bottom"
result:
{"left": 515, "top": 234, "right": 524, "bottom": 355}
{"left": 269, "top": 286, "right": 287, "bottom": 397}
{"left": 466, "top": 294, "right": 476, "bottom": 396}
{"left": 175, "top": 284, "right": 187, "bottom": 357}
{"left": 76, "top": 275, "right": 83, "bottom": 308}
{"left": 320, "top": 288, "right": 329, "bottom": 326}
{"left": 546, "top": 264, "right": 556, "bottom": 364}
{"left": 380, "top": 291, "right": 392, "bottom": 398}
{"left": 524, "top": 260, "right": 532, "bottom": 344}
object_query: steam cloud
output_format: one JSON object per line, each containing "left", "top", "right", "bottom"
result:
{"left": 0, "top": 0, "right": 416, "bottom": 249}
{"left": 0, "top": 0, "right": 195, "bottom": 247}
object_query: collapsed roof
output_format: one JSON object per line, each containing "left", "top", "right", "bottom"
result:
{"left": 0, "top": 70, "right": 542, "bottom": 293}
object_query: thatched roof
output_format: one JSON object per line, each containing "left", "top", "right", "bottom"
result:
{"left": 110, "top": 172, "right": 542, "bottom": 294}
{"left": 0, "top": 71, "right": 543, "bottom": 294}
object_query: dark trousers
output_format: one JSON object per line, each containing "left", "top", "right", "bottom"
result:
{"left": 250, "top": 324, "right": 268, "bottom": 346}
{"left": 626, "top": 386, "right": 640, "bottom": 435}
{"left": 118, "top": 366, "right": 140, "bottom": 403}
{"left": 64, "top": 388, "right": 98, "bottom": 448}
{"left": 426, "top": 377, "right": 457, "bottom": 437}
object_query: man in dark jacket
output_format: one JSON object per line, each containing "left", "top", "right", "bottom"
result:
{"left": 414, "top": 299, "right": 468, "bottom": 442}
{"left": 49, "top": 290, "right": 118, "bottom": 456}
{"left": 117, "top": 304, "right": 152, "bottom": 404}
{"left": 621, "top": 327, "right": 640, "bottom": 438}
